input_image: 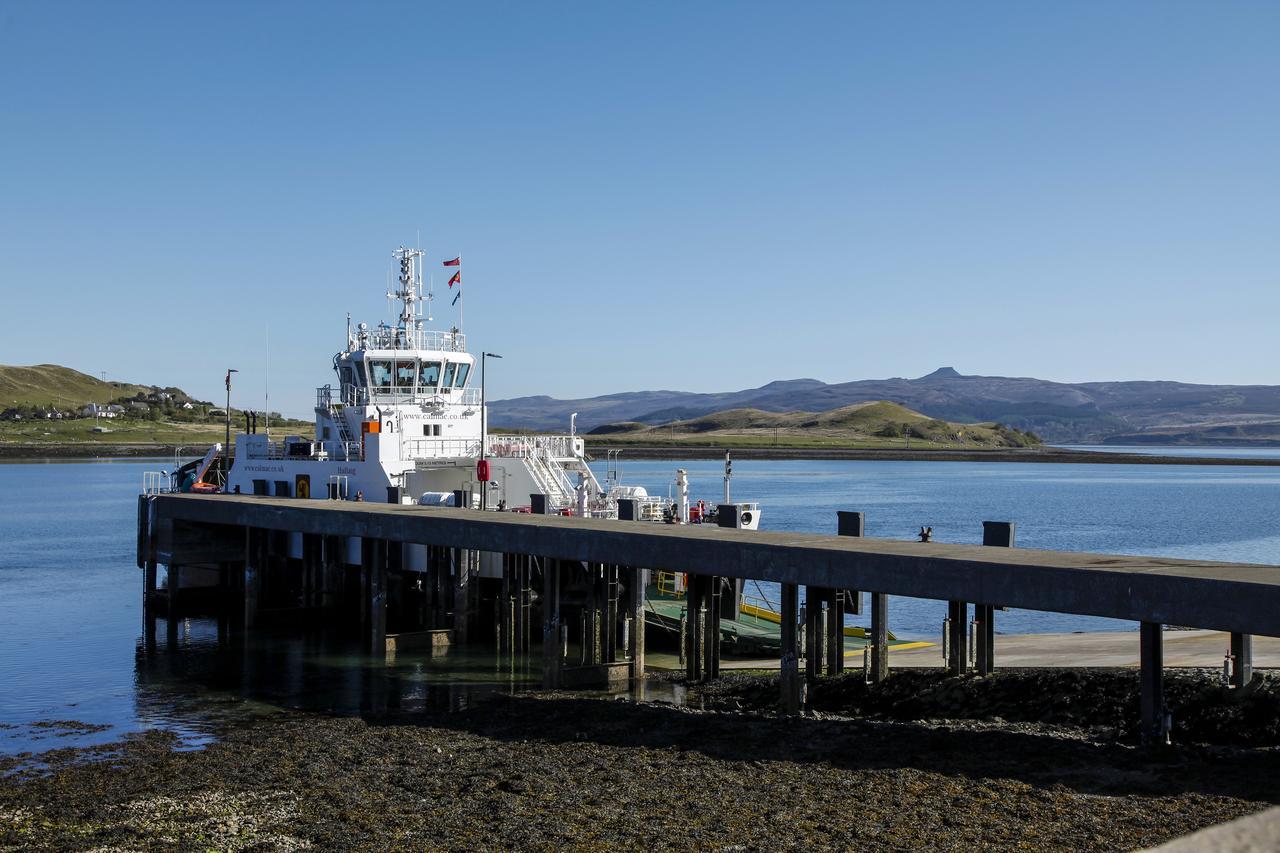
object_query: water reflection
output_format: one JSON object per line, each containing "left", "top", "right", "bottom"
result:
{"left": 128, "top": 617, "right": 681, "bottom": 754}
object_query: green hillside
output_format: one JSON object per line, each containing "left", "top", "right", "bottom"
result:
{"left": 587, "top": 400, "right": 1042, "bottom": 449}
{"left": 0, "top": 364, "right": 151, "bottom": 408}
{"left": 0, "top": 363, "right": 312, "bottom": 447}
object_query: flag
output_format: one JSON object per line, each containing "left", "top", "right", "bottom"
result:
{"left": 452, "top": 291, "right": 461, "bottom": 306}
{"left": 443, "top": 257, "right": 460, "bottom": 267}
{"left": 448, "top": 271, "right": 461, "bottom": 288}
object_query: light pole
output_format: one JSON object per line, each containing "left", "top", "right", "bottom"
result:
{"left": 480, "top": 352, "right": 502, "bottom": 510}
{"left": 224, "top": 368, "right": 238, "bottom": 487}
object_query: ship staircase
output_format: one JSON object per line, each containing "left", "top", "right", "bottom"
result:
{"left": 488, "top": 435, "right": 598, "bottom": 510}
{"left": 317, "top": 385, "right": 357, "bottom": 461}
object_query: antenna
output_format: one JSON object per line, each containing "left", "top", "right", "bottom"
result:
{"left": 264, "top": 324, "right": 270, "bottom": 438}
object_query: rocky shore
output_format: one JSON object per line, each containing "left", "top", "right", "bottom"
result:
{"left": 2, "top": 670, "right": 1278, "bottom": 850}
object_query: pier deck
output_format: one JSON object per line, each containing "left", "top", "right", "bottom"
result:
{"left": 151, "top": 493, "right": 1280, "bottom": 637}
{"left": 142, "top": 492, "right": 1280, "bottom": 739}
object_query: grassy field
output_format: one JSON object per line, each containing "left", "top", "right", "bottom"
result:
{"left": 586, "top": 400, "right": 1042, "bottom": 450}
{"left": 0, "top": 417, "right": 314, "bottom": 446}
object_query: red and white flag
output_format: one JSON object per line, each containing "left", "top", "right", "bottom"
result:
{"left": 442, "top": 257, "right": 460, "bottom": 267}
{"left": 448, "top": 271, "right": 461, "bottom": 288}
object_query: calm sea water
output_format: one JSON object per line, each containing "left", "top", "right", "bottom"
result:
{"left": 1, "top": 455, "right": 1277, "bottom": 755}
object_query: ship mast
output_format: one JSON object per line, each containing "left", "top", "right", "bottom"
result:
{"left": 390, "top": 246, "right": 426, "bottom": 346}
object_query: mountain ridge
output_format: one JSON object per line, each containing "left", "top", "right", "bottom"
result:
{"left": 492, "top": 368, "right": 1280, "bottom": 444}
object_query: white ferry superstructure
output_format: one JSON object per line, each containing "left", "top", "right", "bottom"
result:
{"left": 181, "top": 246, "right": 760, "bottom": 531}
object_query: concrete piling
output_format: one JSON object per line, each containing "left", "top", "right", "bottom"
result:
{"left": 629, "top": 566, "right": 646, "bottom": 679}
{"left": 976, "top": 521, "right": 1016, "bottom": 675}
{"left": 1231, "top": 632, "right": 1253, "bottom": 688}
{"left": 946, "top": 600, "right": 967, "bottom": 676}
{"left": 1140, "top": 621, "right": 1165, "bottom": 745}
{"left": 244, "top": 528, "right": 263, "bottom": 629}
{"left": 703, "top": 576, "right": 722, "bottom": 680}
{"left": 541, "top": 558, "right": 562, "bottom": 689}
{"left": 780, "top": 582, "right": 801, "bottom": 714}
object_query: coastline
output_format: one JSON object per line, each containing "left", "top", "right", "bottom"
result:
{"left": 584, "top": 443, "right": 1280, "bottom": 465}
{"left": 2, "top": 671, "right": 1277, "bottom": 849}
{"left": 5, "top": 441, "right": 1280, "bottom": 466}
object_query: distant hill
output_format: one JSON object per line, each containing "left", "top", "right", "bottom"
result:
{"left": 492, "top": 367, "right": 1280, "bottom": 444}
{"left": 0, "top": 364, "right": 152, "bottom": 408}
{"left": 586, "top": 400, "right": 1040, "bottom": 449}
{"left": 0, "top": 364, "right": 311, "bottom": 448}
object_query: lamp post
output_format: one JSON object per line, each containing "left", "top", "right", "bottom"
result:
{"left": 224, "top": 369, "right": 238, "bottom": 488}
{"left": 480, "top": 352, "right": 502, "bottom": 510}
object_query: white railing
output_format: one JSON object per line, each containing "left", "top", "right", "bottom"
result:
{"left": 487, "top": 434, "right": 582, "bottom": 460}
{"left": 360, "top": 327, "right": 467, "bottom": 352}
{"left": 243, "top": 442, "right": 286, "bottom": 460}
{"left": 320, "top": 384, "right": 481, "bottom": 408}
{"left": 142, "top": 471, "right": 174, "bottom": 495}
{"left": 404, "top": 438, "right": 483, "bottom": 460}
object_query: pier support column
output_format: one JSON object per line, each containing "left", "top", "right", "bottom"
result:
{"left": 606, "top": 564, "right": 620, "bottom": 664}
{"left": 244, "top": 528, "right": 263, "bottom": 630}
{"left": 976, "top": 521, "right": 1016, "bottom": 675}
{"left": 541, "top": 558, "right": 562, "bottom": 689}
{"left": 870, "top": 589, "right": 889, "bottom": 683}
{"left": 703, "top": 576, "right": 721, "bottom": 680}
{"left": 685, "top": 574, "right": 706, "bottom": 682}
{"left": 1140, "top": 621, "right": 1165, "bottom": 745}
{"left": 629, "top": 565, "right": 646, "bottom": 680}
{"left": 803, "top": 588, "right": 824, "bottom": 681}
{"left": 321, "top": 536, "right": 343, "bottom": 610}
{"left": 362, "top": 538, "right": 387, "bottom": 653}
{"left": 499, "top": 553, "right": 514, "bottom": 657}
{"left": 946, "top": 600, "right": 967, "bottom": 676}
{"left": 1231, "top": 632, "right": 1253, "bottom": 688}
{"left": 453, "top": 547, "right": 471, "bottom": 644}
{"left": 825, "top": 589, "right": 844, "bottom": 675}
{"left": 618, "top": 502, "right": 647, "bottom": 680}
{"left": 143, "top": 559, "right": 158, "bottom": 650}
{"left": 830, "top": 511, "right": 867, "bottom": 676}
{"left": 780, "top": 582, "right": 801, "bottom": 714}
{"left": 302, "top": 533, "right": 322, "bottom": 611}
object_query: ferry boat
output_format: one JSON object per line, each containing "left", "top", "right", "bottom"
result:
{"left": 175, "top": 246, "right": 761, "bottom": 530}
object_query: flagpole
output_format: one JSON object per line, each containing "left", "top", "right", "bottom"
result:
{"left": 459, "top": 253, "right": 464, "bottom": 337}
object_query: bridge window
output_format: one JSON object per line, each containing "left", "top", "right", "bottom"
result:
{"left": 454, "top": 363, "right": 470, "bottom": 387}
{"left": 369, "top": 360, "right": 393, "bottom": 391}
{"left": 394, "top": 360, "right": 416, "bottom": 391}
{"left": 419, "top": 360, "right": 442, "bottom": 389}
{"left": 442, "top": 362, "right": 457, "bottom": 390}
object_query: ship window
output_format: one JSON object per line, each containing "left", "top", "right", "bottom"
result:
{"left": 369, "top": 360, "right": 393, "bottom": 390}
{"left": 338, "top": 365, "right": 354, "bottom": 389}
{"left": 454, "top": 363, "right": 470, "bottom": 387}
{"left": 442, "top": 362, "right": 457, "bottom": 389}
{"left": 419, "top": 360, "right": 442, "bottom": 389}
{"left": 394, "top": 360, "right": 416, "bottom": 391}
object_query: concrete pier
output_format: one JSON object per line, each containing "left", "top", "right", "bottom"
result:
{"left": 140, "top": 493, "right": 1280, "bottom": 725}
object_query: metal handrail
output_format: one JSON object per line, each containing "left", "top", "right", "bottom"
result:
{"left": 404, "top": 438, "right": 482, "bottom": 459}
{"left": 359, "top": 327, "right": 468, "bottom": 352}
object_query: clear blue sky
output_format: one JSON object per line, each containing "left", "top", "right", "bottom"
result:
{"left": 2, "top": 2, "right": 1277, "bottom": 417}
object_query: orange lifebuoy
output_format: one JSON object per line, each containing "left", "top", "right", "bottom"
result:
{"left": 191, "top": 482, "right": 219, "bottom": 494}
